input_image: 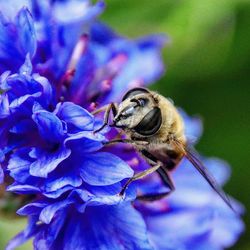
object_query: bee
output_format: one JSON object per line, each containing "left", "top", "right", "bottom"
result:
{"left": 93, "top": 87, "right": 234, "bottom": 211}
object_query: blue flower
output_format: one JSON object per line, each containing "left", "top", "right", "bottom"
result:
{"left": 7, "top": 202, "right": 151, "bottom": 250}
{"left": 0, "top": 1, "right": 244, "bottom": 250}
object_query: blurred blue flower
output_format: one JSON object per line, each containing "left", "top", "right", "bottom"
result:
{"left": 0, "top": 1, "right": 244, "bottom": 250}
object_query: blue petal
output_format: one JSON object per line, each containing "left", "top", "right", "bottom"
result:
{"left": 62, "top": 204, "right": 152, "bottom": 250}
{"left": 29, "top": 147, "right": 71, "bottom": 178}
{"left": 0, "top": 13, "right": 23, "bottom": 72}
{"left": 16, "top": 7, "right": 37, "bottom": 57}
{"left": 91, "top": 21, "right": 118, "bottom": 45}
{"left": 17, "top": 202, "right": 47, "bottom": 216}
{"left": 33, "top": 74, "right": 54, "bottom": 108}
{"left": 80, "top": 152, "right": 133, "bottom": 186}
{"left": 9, "top": 91, "right": 41, "bottom": 111}
{"left": 73, "top": 186, "right": 135, "bottom": 208}
{"left": 55, "top": 102, "right": 94, "bottom": 131}
{"left": 39, "top": 198, "right": 74, "bottom": 224}
{"left": 34, "top": 210, "right": 67, "bottom": 250}
{"left": 180, "top": 109, "right": 203, "bottom": 144}
{"left": 0, "top": 149, "right": 4, "bottom": 162}
{"left": 44, "top": 173, "right": 82, "bottom": 192}
{"left": 32, "top": 110, "right": 65, "bottom": 143}
{"left": 10, "top": 119, "right": 36, "bottom": 134}
{"left": 19, "top": 54, "right": 33, "bottom": 75}
{"left": 0, "top": 93, "right": 10, "bottom": 118}
{"left": 53, "top": 0, "right": 105, "bottom": 24}
{"left": 209, "top": 210, "right": 245, "bottom": 248}
{"left": 8, "top": 148, "right": 31, "bottom": 183}
{"left": 65, "top": 131, "right": 104, "bottom": 152}
{"left": 44, "top": 185, "right": 74, "bottom": 199}
{"left": 0, "top": 165, "right": 3, "bottom": 183}
{"left": 7, "top": 183, "right": 40, "bottom": 194}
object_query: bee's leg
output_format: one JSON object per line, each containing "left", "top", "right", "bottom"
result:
{"left": 93, "top": 103, "right": 118, "bottom": 133}
{"left": 119, "top": 162, "right": 162, "bottom": 197}
{"left": 141, "top": 150, "right": 175, "bottom": 199}
{"left": 103, "top": 139, "right": 149, "bottom": 146}
{"left": 136, "top": 191, "right": 171, "bottom": 201}
{"left": 136, "top": 167, "right": 175, "bottom": 201}
{"left": 120, "top": 149, "right": 175, "bottom": 201}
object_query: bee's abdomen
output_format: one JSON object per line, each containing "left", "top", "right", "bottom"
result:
{"left": 147, "top": 147, "right": 184, "bottom": 171}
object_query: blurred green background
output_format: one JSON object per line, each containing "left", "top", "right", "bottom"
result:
{"left": 1, "top": 0, "right": 249, "bottom": 249}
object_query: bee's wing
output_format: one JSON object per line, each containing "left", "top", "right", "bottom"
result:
{"left": 173, "top": 140, "right": 235, "bottom": 212}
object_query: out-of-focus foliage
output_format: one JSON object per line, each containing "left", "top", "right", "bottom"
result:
{"left": 0, "top": 0, "right": 249, "bottom": 249}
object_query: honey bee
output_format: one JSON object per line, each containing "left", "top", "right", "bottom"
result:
{"left": 93, "top": 87, "right": 234, "bottom": 210}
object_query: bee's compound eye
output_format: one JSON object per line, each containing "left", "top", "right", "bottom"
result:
{"left": 122, "top": 88, "right": 150, "bottom": 101}
{"left": 134, "top": 107, "right": 162, "bottom": 136}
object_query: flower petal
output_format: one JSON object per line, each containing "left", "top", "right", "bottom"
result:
{"left": 16, "top": 7, "right": 37, "bottom": 57}
{"left": 29, "top": 147, "right": 71, "bottom": 178}
{"left": 17, "top": 202, "right": 47, "bottom": 216}
{"left": 39, "top": 198, "right": 74, "bottom": 224}
{"left": 44, "top": 185, "right": 74, "bottom": 199}
{"left": 9, "top": 92, "right": 41, "bottom": 111}
{"left": 32, "top": 110, "right": 65, "bottom": 143}
{"left": 80, "top": 152, "right": 133, "bottom": 186}
{"left": 7, "top": 183, "right": 40, "bottom": 194}
{"left": 44, "top": 174, "right": 82, "bottom": 192}
{"left": 19, "top": 53, "right": 32, "bottom": 75}
{"left": 0, "top": 165, "right": 3, "bottom": 183}
{"left": 55, "top": 102, "right": 94, "bottom": 131}
{"left": 7, "top": 148, "right": 31, "bottom": 183}
{"left": 62, "top": 204, "right": 152, "bottom": 250}
{"left": 0, "top": 93, "right": 10, "bottom": 118}
{"left": 65, "top": 131, "right": 104, "bottom": 153}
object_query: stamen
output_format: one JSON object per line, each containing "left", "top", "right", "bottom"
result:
{"left": 87, "top": 53, "right": 128, "bottom": 103}
{"left": 88, "top": 102, "right": 98, "bottom": 112}
{"left": 67, "top": 34, "right": 89, "bottom": 71}
{"left": 127, "top": 157, "right": 139, "bottom": 168}
{"left": 101, "top": 79, "right": 112, "bottom": 92}
{"left": 58, "top": 34, "right": 89, "bottom": 100}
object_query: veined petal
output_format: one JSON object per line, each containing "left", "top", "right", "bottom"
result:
{"left": 19, "top": 53, "right": 32, "bottom": 76}
{"left": 29, "top": 147, "right": 71, "bottom": 178}
{"left": 64, "top": 131, "right": 104, "bottom": 152}
{"left": 39, "top": 198, "right": 74, "bottom": 224}
{"left": 53, "top": 0, "right": 105, "bottom": 24}
{"left": 8, "top": 148, "right": 31, "bottom": 183}
{"left": 80, "top": 152, "right": 133, "bottom": 186}
{"left": 7, "top": 183, "right": 40, "bottom": 194}
{"left": 17, "top": 202, "right": 47, "bottom": 216}
{"left": 62, "top": 204, "right": 152, "bottom": 250}
{"left": 32, "top": 110, "right": 65, "bottom": 143}
{"left": 44, "top": 174, "right": 82, "bottom": 192}
{"left": 0, "top": 93, "right": 10, "bottom": 118}
{"left": 9, "top": 92, "right": 41, "bottom": 111}
{"left": 44, "top": 185, "right": 74, "bottom": 199}
{"left": 0, "top": 165, "right": 3, "bottom": 183}
{"left": 34, "top": 210, "right": 67, "bottom": 250}
{"left": 16, "top": 7, "right": 37, "bottom": 57}
{"left": 55, "top": 102, "right": 94, "bottom": 131}
{"left": 33, "top": 74, "right": 54, "bottom": 107}
{"left": 10, "top": 119, "right": 36, "bottom": 134}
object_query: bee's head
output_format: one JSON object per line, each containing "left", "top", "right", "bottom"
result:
{"left": 113, "top": 88, "right": 162, "bottom": 136}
